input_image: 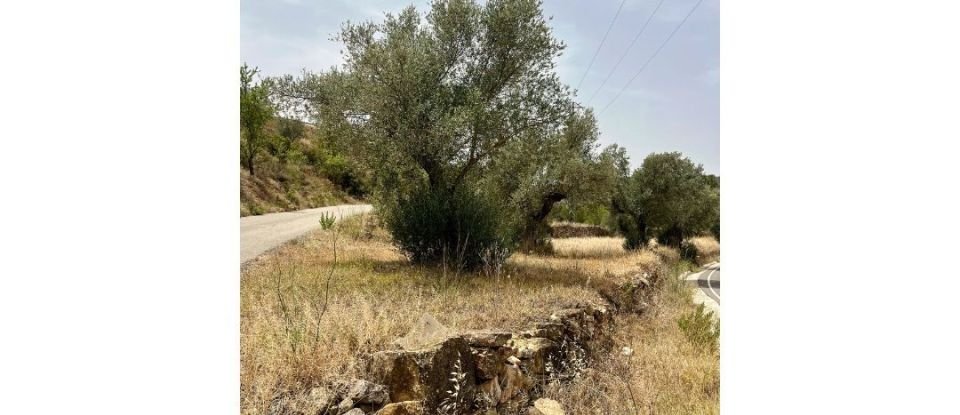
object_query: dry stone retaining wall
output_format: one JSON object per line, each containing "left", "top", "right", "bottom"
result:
{"left": 270, "top": 269, "right": 662, "bottom": 415}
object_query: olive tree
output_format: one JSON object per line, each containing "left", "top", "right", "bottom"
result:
{"left": 333, "top": 0, "right": 573, "bottom": 194}
{"left": 240, "top": 64, "right": 273, "bottom": 176}
{"left": 616, "top": 152, "right": 719, "bottom": 248}
{"left": 288, "top": 0, "right": 575, "bottom": 267}
{"left": 484, "top": 108, "right": 618, "bottom": 252}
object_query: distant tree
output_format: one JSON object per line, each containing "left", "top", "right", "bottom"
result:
{"left": 617, "top": 152, "right": 719, "bottom": 248}
{"left": 267, "top": 118, "right": 306, "bottom": 164}
{"left": 240, "top": 64, "right": 274, "bottom": 176}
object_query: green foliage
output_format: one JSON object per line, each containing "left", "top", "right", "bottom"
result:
{"left": 267, "top": 118, "right": 307, "bottom": 164}
{"left": 678, "top": 303, "right": 719, "bottom": 352}
{"left": 614, "top": 152, "right": 719, "bottom": 247}
{"left": 318, "top": 212, "right": 336, "bottom": 230}
{"left": 321, "top": 153, "right": 368, "bottom": 197}
{"left": 484, "top": 109, "right": 619, "bottom": 251}
{"left": 550, "top": 200, "right": 611, "bottom": 226}
{"left": 328, "top": 0, "right": 572, "bottom": 193}
{"left": 618, "top": 214, "right": 646, "bottom": 250}
{"left": 240, "top": 64, "right": 274, "bottom": 176}
{"left": 274, "top": 0, "right": 585, "bottom": 262}
{"left": 384, "top": 185, "right": 511, "bottom": 271}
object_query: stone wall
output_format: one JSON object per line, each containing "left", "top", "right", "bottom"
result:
{"left": 270, "top": 301, "right": 615, "bottom": 415}
{"left": 365, "top": 303, "right": 613, "bottom": 414}
{"left": 267, "top": 267, "right": 667, "bottom": 415}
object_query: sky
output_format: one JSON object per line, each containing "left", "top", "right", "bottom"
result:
{"left": 240, "top": 0, "right": 719, "bottom": 174}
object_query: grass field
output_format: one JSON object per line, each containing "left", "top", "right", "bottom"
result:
{"left": 240, "top": 216, "right": 719, "bottom": 415}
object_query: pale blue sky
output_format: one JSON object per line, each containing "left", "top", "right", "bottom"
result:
{"left": 241, "top": 0, "right": 718, "bottom": 173}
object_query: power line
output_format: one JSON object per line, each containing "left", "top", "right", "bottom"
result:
{"left": 586, "top": 0, "right": 668, "bottom": 104}
{"left": 599, "top": 0, "right": 705, "bottom": 114}
{"left": 575, "top": 0, "right": 627, "bottom": 91}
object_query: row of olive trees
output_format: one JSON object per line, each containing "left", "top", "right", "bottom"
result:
{"left": 262, "top": 0, "right": 717, "bottom": 268}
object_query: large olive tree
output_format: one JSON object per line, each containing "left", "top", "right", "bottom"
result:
{"left": 279, "top": 0, "right": 578, "bottom": 267}
{"left": 333, "top": 0, "right": 573, "bottom": 196}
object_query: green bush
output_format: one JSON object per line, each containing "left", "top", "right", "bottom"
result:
{"left": 678, "top": 303, "right": 719, "bottom": 352}
{"left": 617, "top": 214, "right": 646, "bottom": 250}
{"left": 322, "top": 154, "right": 367, "bottom": 197}
{"left": 384, "top": 185, "right": 511, "bottom": 271}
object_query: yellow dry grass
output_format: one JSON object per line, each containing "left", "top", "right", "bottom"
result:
{"left": 687, "top": 235, "right": 721, "bottom": 265}
{"left": 550, "top": 236, "right": 627, "bottom": 259}
{"left": 541, "top": 262, "right": 720, "bottom": 414}
{"left": 241, "top": 216, "right": 607, "bottom": 415}
{"left": 240, "top": 218, "right": 718, "bottom": 415}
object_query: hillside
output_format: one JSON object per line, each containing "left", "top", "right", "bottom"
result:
{"left": 240, "top": 118, "right": 366, "bottom": 216}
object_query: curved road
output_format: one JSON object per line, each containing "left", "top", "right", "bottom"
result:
{"left": 686, "top": 263, "right": 720, "bottom": 316}
{"left": 240, "top": 204, "right": 373, "bottom": 264}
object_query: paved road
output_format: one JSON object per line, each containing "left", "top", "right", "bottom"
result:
{"left": 240, "top": 204, "right": 373, "bottom": 264}
{"left": 686, "top": 263, "right": 720, "bottom": 316}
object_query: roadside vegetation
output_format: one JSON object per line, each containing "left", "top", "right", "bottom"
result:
{"left": 241, "top": 0, "right": 720, "bottom": 413}
{"left": 240, "top": 65, "right": 369, "bottom": 216}
{"left": 241, "top": 215, "right": 719, "bottom": 415}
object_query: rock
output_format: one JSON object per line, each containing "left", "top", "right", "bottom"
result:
{"left": 528, "top": 398, "right": 565, "bottom": 415}
{"left": 307, "top": 387, "right": 338, "bottom": 414}
{"left": 268, "top": 388, "right": 340, "bottom": 415}
{"left": 461, "top": 330, "right": 512, "bottom": 348}
{"left": 471, "top": 348, "right": 502, "bottom": 380}
{"left": 508, "top": 337, "right": 559, "bottom": 378}
{"left": 522, "top": 321, "right": 566, "bottom": 341}
{"left": 376, "top": 401, "right": 423, "bottom": 415}
{"left": 394, "top": 313, "right": 455, "bottom": 350}
{"left": 336, "top": 398, "right": 355, "bottom": 414}
{"left": 499, "top": 363, "right": 531, "bottom": 403}
{"left": 366, "top": 336, "right": 476, "bottom": 412}
{"left": 339, "top": 379, "right": 389, "bottom": 408}
{"left": 342, "top": 409, "right": 365, "bottom": 415}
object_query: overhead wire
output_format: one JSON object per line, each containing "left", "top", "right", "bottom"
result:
{"left": 586, "top": 0, "right": 668, "bottom": 104}
{"left": 574, "top": 0, "right": 628, "bottom": 91}
{"left": 599, "top": 0, "right": 706, "bottom": 114}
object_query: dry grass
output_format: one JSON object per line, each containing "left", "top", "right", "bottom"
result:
{"left": 550, "top": 237, "right": 627, "bottom": 259}
{"left": 550, "top": 221, "right": 611, "bottom": 238}
{"left": 686, "top": 235, "right": 721, "bottom": 265}
{"left": 240, "top": 160, "right": 356, "bottom": 217}
{"left": 541, "top": 262, "right": 719, "bottom": 414}
{"left": 241, "top": 216, "right": 607, "bottom": 415}
{"left": 241, "top": 218, "right": 718, "bottom": 415}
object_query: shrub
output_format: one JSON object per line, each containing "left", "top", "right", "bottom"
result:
{"left": 318, "top": 212, "right": 336, "bottom": 230}
{"left": 322, "top": 154, "right": 367, "bottom": 197}
{"left": 384, "top": 185, "right": 511, "bottom": 271}
{"left": 616, "top": 214, "right": 646, "bottom": 250}
{"left": 678, "top": 303, "right": 719, "bottom": 352}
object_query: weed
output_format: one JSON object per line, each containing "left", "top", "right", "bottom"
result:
{"left": 677, "top": 303, "right": 719, "bottom": 353}
{"left": 439, "top": 352, "right": 468, "bottom": 415}
{"left": 318, "top": 212, "right": 336, "bottom": 230}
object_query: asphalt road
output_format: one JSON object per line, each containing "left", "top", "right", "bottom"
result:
{"left": 687, "top": 263, "right": 720, "bottom": 316}
{"left": 240, "top": 204, "right": 373, "bottom": 264}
